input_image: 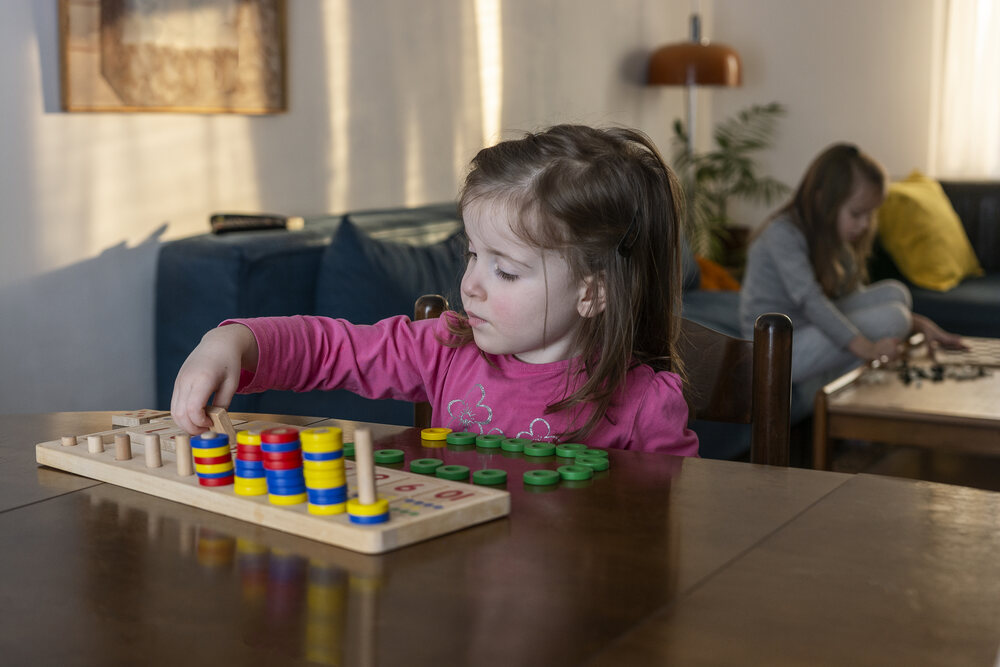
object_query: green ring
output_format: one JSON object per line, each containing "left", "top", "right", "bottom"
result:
{"left": 500, "top": 438, "right": 530, "bottom": 452}
{"left": 555, "top": 443, "right": 588, "bottom": 458}
{"left": 436, "top": 464, "right": 470, "bottom": 481}
{"left": 472, "top": 469, "right": 507, "bottom": 485}
{"left": 523, "top": 469, "right": 561, "bottom": 486}
{"left": 343, "top": 442, "right": 355, "bottom": 457}
{"left": 409, "top": 458, "right": 444, "bottom": 474}
{"left": 523, "top": 442, "right": 556, "bottom": 457}
{"left": 582, "top": 448, "right": 609, "bottom": 458}
{"left": 373, "top": 448, "right": 405, "bottom": 464}
{"left": 574, "top": 455, "right": 610, "bottom": 471}
{"left": 446, "top": 431, "right": 478, "bottom": 445}
{"left": 476, "top": 434, "right": 504, "bottom": 449}
{"left": 558, "top": 464, "right": 593, "bottom": 481}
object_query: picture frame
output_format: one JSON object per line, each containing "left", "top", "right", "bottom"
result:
{"left": 59, "top": 0, "right": 287, "bottom": 114}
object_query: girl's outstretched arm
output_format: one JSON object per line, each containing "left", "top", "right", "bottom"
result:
{"left": 171, "top": 323, "right": 259, "bottom": 435}
{"left": 912, "top": 313, "right": 969, "bottom": 351}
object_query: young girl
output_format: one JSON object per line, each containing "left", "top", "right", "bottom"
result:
{"left": 171, "top": 124, "right": 699, "bottom": 456}
{"left": 739, "top": 143, "right": 964, "bottom": 385}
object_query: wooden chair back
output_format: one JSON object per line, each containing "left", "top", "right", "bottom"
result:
{"left": 678, "top": 314, "right": 793, "bottom": 466}
{"left": 413, "top": 294, "right": 793, "bottom": 466}
{"left": 413, "top": 294, "right": 449, "bottom": 428}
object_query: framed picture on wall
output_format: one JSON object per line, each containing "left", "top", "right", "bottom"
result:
{"left": 59, "top": 0, "right": 287, "bottom": 114}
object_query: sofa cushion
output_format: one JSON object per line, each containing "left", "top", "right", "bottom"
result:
{"left": 314, "top": 217, "right": 467, "bottom": 325}
{"left": 878, "top": 171, "right": 984, "bottom": 291}
{"left": 907, "top": 274, "right": 1000, "bottom": 338}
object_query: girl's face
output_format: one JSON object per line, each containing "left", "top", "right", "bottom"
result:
{"left": 836, "top": 178, "right": 884, "bottom": 244}
{"left": 460, "top": 198, "right": 599, "bottom": 364}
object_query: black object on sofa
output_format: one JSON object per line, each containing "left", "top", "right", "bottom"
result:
{"left": 869, "top": 180, "right": 1000, "bottom": 338}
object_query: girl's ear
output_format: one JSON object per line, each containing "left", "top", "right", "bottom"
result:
{"left": 576, "top": 274, "right": 607, "bottom": 318}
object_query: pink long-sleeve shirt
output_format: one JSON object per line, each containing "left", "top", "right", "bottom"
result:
{"left": 227, "top": 313, "right": 698, "bottom": 456}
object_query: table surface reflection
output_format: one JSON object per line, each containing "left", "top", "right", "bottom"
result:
{"left": 4, "top": 412, "right": 1000, "bottom": 666}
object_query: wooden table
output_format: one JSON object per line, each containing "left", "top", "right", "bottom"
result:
{"left": 5, "top": 412, "right": 1000, "bottom": 665}
{"left": 813, "top": 358, "right": 1000, "bottom": 471}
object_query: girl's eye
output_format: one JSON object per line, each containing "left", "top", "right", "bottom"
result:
{"left": 495, "top": 267, "right": 518, "bottom": 282}
{"left": 465, "top": 249, "right": 477, "bottom": 262}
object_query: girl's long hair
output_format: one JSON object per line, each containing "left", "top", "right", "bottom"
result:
{"left": 769, "top": 143, "right": 885, "bottom": 297}
{"left": 447, "top": 124, "right": 684, "bottom": 441}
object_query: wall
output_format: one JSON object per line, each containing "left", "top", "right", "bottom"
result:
{"left": 711, "top": 0, "right": 942, "bottom": 228}
{"left": 0, "top": 0, "right": 690, "bottom": 414}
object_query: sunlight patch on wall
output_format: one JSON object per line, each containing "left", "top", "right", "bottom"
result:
{"left": 403, "top": 106, "right": 425, "bottom": 207}
{"left": 326, "top": 1, "right": 351, "bottom": 211}
{"left": 475, "top": 0, "right": 503, "bottom": 147}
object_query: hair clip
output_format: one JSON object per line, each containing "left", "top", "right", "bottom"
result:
{"left": 617, "top": 211, "right": 640, "bottom": 257}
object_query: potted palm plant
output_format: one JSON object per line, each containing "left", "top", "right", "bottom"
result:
{"left": 671, "top": 102, "right": 790, "bottom": 269}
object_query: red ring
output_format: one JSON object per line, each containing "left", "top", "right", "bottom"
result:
{"left": 261, "top": 427, "right": 299, "bottom": 444}
{"left": 197, "top": 475, "right": 234, "bottom": 487}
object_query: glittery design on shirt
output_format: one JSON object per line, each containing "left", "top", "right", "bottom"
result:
{"left": 447, "top": 384, "right": 494, "bottom": 433}
{"left": 517, "top": 418, "right": 554, "bottom": 442}
{"left": 446, "top": 383, "right": 555, "bottom": 440}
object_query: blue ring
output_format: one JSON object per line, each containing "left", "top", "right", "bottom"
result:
{"left": 192, "top": 432, "right": 229, "bottom": 448}
{"left": 348, "top": 512, "right": 390, "bottom": 525}
{"left": 261, "top": 441, "right": 300, "bottom": 453}
{"left": 307, "top": 487, "right": 348, "bottom": 504}
{"left": 268, "top": 485, "right": 307, "bottom": 496}
{"left": 196, "top": 469, "right": 235, "bottom": 479}
{"left": 303, "top": 450, "right": 343, "bottom": 461}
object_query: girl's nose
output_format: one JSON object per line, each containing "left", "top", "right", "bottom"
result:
{"left": 461, "top": 264, "right": 484, "bottom": 299}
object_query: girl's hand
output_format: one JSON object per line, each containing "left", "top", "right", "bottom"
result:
{"left": 912, "top": 314, "right": 969, "bottom": 351}
{"left": 170, "top": 324, "right": 259, "bottom": 435}
{"left": 849, "top": 335, "right": 903, "bottom": 363}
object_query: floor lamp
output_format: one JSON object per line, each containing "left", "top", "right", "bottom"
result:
{"left": 647, "top": 13, "right": 742, "bottom": 156}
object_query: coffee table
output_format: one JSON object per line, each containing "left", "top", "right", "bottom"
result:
{"left": 813, "top": 338, "right": 1000, "bottom": 470}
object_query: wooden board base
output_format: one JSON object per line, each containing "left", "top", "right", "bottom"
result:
{"left": 36, "top": 423, "right": 510, "bottom": 554}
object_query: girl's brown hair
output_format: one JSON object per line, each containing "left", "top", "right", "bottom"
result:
{"left": 773, "top": 143, "right": 886, "bottom": 297}
{"left": 447, "top": 124, "right": 685, "bottom": 441}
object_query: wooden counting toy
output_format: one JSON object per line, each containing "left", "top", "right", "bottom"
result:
{"left": 35, "top": 414, "right": 510, "bottom": 554}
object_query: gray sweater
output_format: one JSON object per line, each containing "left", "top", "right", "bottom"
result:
{"left": 739, "top": 214, "right": 859, "bottom": 347}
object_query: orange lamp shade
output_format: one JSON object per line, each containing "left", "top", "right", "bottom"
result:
{"left": 647, "top": 42, "right": 742, "bottom": 86}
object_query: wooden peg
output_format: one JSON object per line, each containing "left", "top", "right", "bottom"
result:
{"left": 206, "top": 406, "right": 238, "bottom": 446}
{"left": 61, "top": 435, "right": 77, "bottom": 447}
{"left": 354, "top": 427, "right": 376, "bottom": 505}
{"left": 87, "top": 435, "right": 104, "bottom": 454}
{"left": 174, "top": 433, "right": 193, "bottom": 476}
{"left": 114, "top": 433, "right": 132, "bottom": 461}
{"left": 145, "top": 433, "right": 163, "bottom": 468}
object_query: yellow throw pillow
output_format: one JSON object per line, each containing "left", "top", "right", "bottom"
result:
{"left": 878, "top": 171, "right": 983, "bottom": 291}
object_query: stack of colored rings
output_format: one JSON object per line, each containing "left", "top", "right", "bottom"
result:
{"left": 192, "top": 431, "right": 234, "bottom": 487}
{"left": 301, "top": 427, "right": 348, "bottom": 515}
{"left": 234, "top": 430, "right": 267, "bottom": 496}
{"left": 261, "top": 427, "right": 307, "bottom": 505}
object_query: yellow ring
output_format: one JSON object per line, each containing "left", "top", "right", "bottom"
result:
{"left": 305, "top": 479, "right": 346, "bottom": 491}
{"left": 268, "top": 493, "right": 307, "bottom": 506}
{"left": 303, "top": 459, "right": 345, "bottom": 471}
{"left": 346, "top": 497, "right": 390, "bottom": 517}
{"left": 234, "top": 484, "right": 268, "bottom": 496}
{"left": 420, "top": 427, "right": 452, "bottom": 441}
{"left": 301, "top": 427, "right": 342, "bottom": 447}
{"left": 236, "top": 430, "right": 262, "bottom": 446}
{"left": 308, "top": 502, "right": 346, "bottom": 516}
{"left": 195, "top": 462, "right": 235, "bottom": 474}
{"left": 191, "top": 445, "right": 231, "bottom": 458}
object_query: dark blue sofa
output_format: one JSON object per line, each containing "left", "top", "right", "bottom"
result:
{"left": 154, "top": 182, "right": 997, "bottom": 460}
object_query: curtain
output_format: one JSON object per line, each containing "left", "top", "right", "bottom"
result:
{"left": 933, "top": 0, "right": 1000, "bottom": 178}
